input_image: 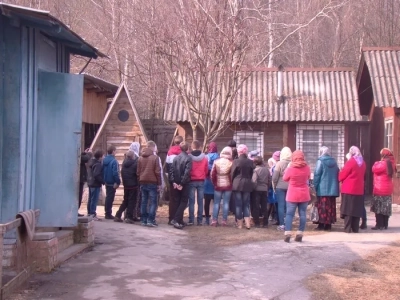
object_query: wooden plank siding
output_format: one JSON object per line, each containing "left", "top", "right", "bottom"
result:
{"left": 82, "top": 89, "right": 108, "bottom": 124}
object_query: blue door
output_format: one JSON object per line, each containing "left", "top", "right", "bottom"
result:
{"left": 35, "top": 71, "right": 83, "bottom": 227}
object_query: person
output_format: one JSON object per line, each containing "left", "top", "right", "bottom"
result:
{"left": 114, "top": 151, "right": 138, "bottom": 224}
{"left": 166, "top": 136, "right": 183, "bottom": 225}
{"left": 232, "top": 144, "right": 254, "bottom": 229}
{"left": 248, "top": 150, "right": 259, "bottom": 160}
{"left": 227, "top": 140, "right": 238, "bottom": 216}
{"left": 170, "top": 142, "right": 192, "bottom": 229}
{"left": 371, "top": 148, "right": 396, "bottom": 230}
{"left": 272, "top": 147, "right": 292, "bottom": 230}
{"left": 313, "top": 146, "right": 339, "bottom": 231}
{"left": 102, "top": 145, "right": 121, "bottom": 219}
{"left": 267, "top": 151, "right": 280, "bottom": 222}
{"left": 282, "top": 150, "right": 310, "bottom": 242}
{"left": 339, "top": 146, "right": 366, "bottom": 233}
{"left": 251, "top": 156, "right": 271, "bottom": 228}
{"left": 79, "top": 149, "right": 92, "bottom": 217}
{"left": 204, "top": 142, "right": 219, "bottom": 225}
{"left": 129, "top": 142, "right": 141, "bottom": 221}
{"left": 137, "top": 141, "right": 162, "bottom": 227}
{"left": 211, "top": 147, "right": 233, "bottom": 226}
{"left": 188, "top": 140, "right": 208, "bottom": 226}
{"left": 86, "top": 150, "right": 104, "bottom": 220}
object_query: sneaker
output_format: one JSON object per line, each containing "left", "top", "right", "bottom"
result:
{"left": 146, "top": 222, "right": 158, "bottom": 227}
{"left": 277, "top": 225, "right": 285, "bottom": 231}
{"left": 114, "top": 217, "right": 123, "bottom": 223}
{"left": 187, "top": 222, "right": 194, "bottom": 226}
{"left": 78, "top": 213, "right": 84, "bottom": 217}
{"left": 124, "top": 218, "right": 135, "bottom": 224}
{"left": 141, "top": 222, "right": 147, "bottom": 226}
{"left": 205, "top": 217, "right": 210, "bottom": 226}
{"left": 197, "top": 222, "right": 203, "bottom": 226}
{"left": 221, "top": 220, "right": 227, "bottom": 226}
{"left": 174, "top": 223, "right": 184, "bottom": 230}
{"left": 168, "top": 220, "right": 174, "bottom": 226}
{"left": 133, "top": 217, "right": 141, "bottom": 222}
{"left": 93, "top": 216, "right": 102, "bottom": 221}
{"left": 210, "top": 220, "right": 218, "bottom": 227}
{"left": 105, "top": 215, "right": 115, "bottom": 220}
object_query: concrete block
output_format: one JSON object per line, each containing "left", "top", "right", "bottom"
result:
{"left": 33, "top": 232, "right": 56, "bottom": 241}
{"left": 78, "top": 216, "right": 93, "bottom": 223}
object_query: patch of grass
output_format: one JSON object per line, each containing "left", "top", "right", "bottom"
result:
{"left": 306, "top": 242, "right": 400, "bottom": 300}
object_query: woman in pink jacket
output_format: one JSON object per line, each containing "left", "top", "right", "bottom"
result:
{"left": 282, "top": 150, "right": 311, "bottom": 243}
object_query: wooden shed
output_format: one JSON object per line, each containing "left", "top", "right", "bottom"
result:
{"left": 357, "top": 47, "right": 400, "bottom": 203}
{"left": 0, "top": 3, "right": 106, "bottom": 227}
{"left": 90, "top": 83, "right": 148, "bottom": 204}
{"left": 82, "top": 74, "right": 118, "bottom": 150}
{"left": 165, "top": 68, "right": 371, "bottom": 189}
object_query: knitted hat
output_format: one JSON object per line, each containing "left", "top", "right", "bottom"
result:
{"left": 227, "top": 140, "right": 237, "bottom": 148}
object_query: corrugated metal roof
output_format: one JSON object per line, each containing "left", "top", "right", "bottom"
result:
{"left": 82, "top": 73, "right": 118, "bottom": 94}
{"left": 361, "top": 47, "right": 400, "bottom": 107}
{"left": 0, "top": 2, "right": 107, "bottom": 58}
{"left": 164, "top": 68, "right": 363, "bottom": 122}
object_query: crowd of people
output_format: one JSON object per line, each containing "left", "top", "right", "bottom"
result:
{"left": 78, "top": 135, "right": 396, "bottom": 243}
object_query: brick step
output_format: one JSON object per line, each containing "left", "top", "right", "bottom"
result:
{"left": 56, "top": 244, "right": 90, "bottom": 267}
{"left": 54, "top": 230, "right": 74, "bottom": 253}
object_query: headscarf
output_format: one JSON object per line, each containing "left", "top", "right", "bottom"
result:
{"left": 291, "top": 150, "right": 307, "bottom": 168}
{"left": 228, "top": 140, "right": 237, "bottom": 148}
{"left": 267, "top": 158, "right": 276, "bottom": 169}
{"left": 208, "top": 142, "right": 218, "bottom": 153}
{"left": 129, "top": 142, "right": 140, "bottom": 158}
{"left": 248, "top": 150, "right": 259, "bottom": 160}
{"left": 319, "top": 146, "right": 330, "bottom": 157}
{"left": 380, "top": 148, "right": 395, "bottom": 177}
{"left": 220, "top": 147, "right": 232, "bottom": 159}
{"left": 273, "top": 151, "right": 280, "bottom": 161}
{"left": 349, "top": 146, "right": 363, "bottom": 167}
{"left": 237, "top": 144, "right": 248, "bottom": 156}
{"left": 280, "top": 147, "right": 292, "bottom": 161}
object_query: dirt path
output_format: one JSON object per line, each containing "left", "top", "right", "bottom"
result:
{"left": 9, "top": 211, "right": 400, "bottom": 300}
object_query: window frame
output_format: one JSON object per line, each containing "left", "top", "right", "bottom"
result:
{"left": 384, "top": 117, "right": 393, "bottom": 150}
{"left": 296, "top": 124, "right": 345, "bottom": 170}
{"left": 233, "top": 131, "right": 264, "bottom": 155}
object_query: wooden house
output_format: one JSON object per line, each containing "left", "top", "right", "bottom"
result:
{"left": 90, "top": 83, "right": 148, "bottom": 204}
{"left": 357, "top": 47, "right": 400, "bottom": 203}
{"left": 0, "top": 3, "right": 106, "bottom": 226}
{"left": 164, "top": 68, "right": 371, "bottom": 188}
{"left": 82, "top": 74, "right": 118, "bottom": 150}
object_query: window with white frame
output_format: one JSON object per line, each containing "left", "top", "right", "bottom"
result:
{"left": 296, "top": 125, "right": 345, "bottom": 173}
{"left": 233, "top": 131, "right": 264, "bottom": 156}
{"left": 384, "top": 118, "right": 393, "bottom": 151}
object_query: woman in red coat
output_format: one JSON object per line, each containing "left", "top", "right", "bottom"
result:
{"left": 371, "top": 148, "right": 396, "bottom": 230}
{"left": 282, "top": 150, "right": 310, "bottom": 243}
{"left": 339, "top": 146, "right": 366, "bottom": 233}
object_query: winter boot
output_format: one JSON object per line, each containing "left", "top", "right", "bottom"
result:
{"left": 360, "top": 218, "right": 367, "bottom": 229}
{"left": 244, "top": 217, "right": 251, "bottom": 230}
{"left": 237, "top": 219, "right": 243, "bottom": 229}
{"left": 295, "top": 231, "right": 303, "bottom": 242}
{"left": 284, "top": 231, "right": 292, "bottom": 243}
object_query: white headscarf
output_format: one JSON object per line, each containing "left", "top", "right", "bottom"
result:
{"left": 319, "top": 146, "right": 330, "bottom": 157}
{"left": 129, "top": 142, "right": 140, "bottom": 158}
{"left": 280, "top": 147, "right": 292, "bottom": 161}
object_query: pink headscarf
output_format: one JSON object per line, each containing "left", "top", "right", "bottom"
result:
{"left": 272, "top": 151, "right": 280, "bottom": 161}
{"left": 237, "top": 144, "right": 248, "bottom": 156}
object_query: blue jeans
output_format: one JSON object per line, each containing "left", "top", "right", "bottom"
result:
{"left": 87, "top": 187, "right": 100, "bottom": 216}
{"left": 212, "top": 190, "right": 232, "bottom": 221}
{"left": 140, "top": 184, "right": 158, "bottom": 224}
{"left": 105, "top": 185, "right": 116, "bottom": 216}
{"left": 234, "top": 191, "right": 251, "bottom": 219}
{"left": 276, "top": 189, "right": 287, "bottom": 225}
{"left": 285, "top": 201, "right": 308, "bottom": 232}
{"left": 189, "top": 181, "right": 204, "bottom": 224}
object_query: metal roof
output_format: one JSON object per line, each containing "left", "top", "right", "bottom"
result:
{"left": 361, "top": 47, "right": 400, "bottom": 107}
{"left": 82, "top": 73, "right": 118, "bottom": 95}
{"left": 0, "top": 3, "right": 107, "bottom": 58}
{"left": 164, "top": 68, "right": 363, "bottom": 122}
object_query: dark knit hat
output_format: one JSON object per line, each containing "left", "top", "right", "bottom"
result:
{"left": 228, "top": 140, "right": 236, "bottom": 147}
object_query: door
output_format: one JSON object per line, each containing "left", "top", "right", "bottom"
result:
{"left": 35, "top": 71, "right": 83, "bottom": 227}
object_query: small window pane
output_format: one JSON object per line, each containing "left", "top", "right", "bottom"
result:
{"left": 303, "top": 130, "right": 319, "bottom": 141}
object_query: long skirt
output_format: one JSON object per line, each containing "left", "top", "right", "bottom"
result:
{"left": 370, "top": 195, "right": 392, "bottom": 217}
{"left": 316, "top": 196, "right": 337, "bottom": 225}
{"left": 340, "top": 194, "right": 364, "bottom": 218}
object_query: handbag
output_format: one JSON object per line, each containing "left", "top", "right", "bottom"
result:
{"left": 308, "top": 186, "right": 317, "bottom": 205}
{"left": 310, "top": 204, "right": 319, "bottom": 222}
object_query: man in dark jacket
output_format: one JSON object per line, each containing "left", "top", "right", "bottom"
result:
{"left": 137, "top": 141, "right": 162, "bottom": 227}
{"left": 79, "top": 149, "right": 92, "bottom": 217}
{"left": 103, "top": 145, "right": 121, "bottom": 219}
{"left": 87, "top": 150, "right": 104, "bottom": 220}
{"left": 114, "top": 151, "right": 138, "bottom": 224}
{"left": 170, "top": 142, "right": 192, "bottom": 229}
